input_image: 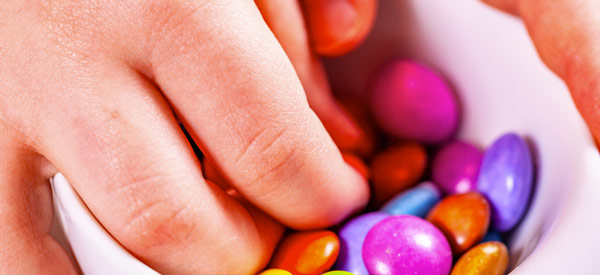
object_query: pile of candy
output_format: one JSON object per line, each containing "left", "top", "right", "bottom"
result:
{"left": 258, "top": 59, "right": 534, "bottom": 275}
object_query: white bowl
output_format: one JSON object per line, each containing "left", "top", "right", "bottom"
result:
{"left": 51, "top": 0, "right": 600, "bottom": 274}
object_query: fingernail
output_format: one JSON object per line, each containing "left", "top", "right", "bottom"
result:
{"left": 305, "top": 0, "right": 358, "bottom": 56}
{"left": 337, "top": 96, "right": 377, "bottom": 156}
{"left": 326, "top": 100, "right": 365, "bottom": 152}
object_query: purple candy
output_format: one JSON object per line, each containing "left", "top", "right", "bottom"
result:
{"left": 477, "top": 133, "right": 533, "bottom": 232}
{"left": 335, "top": 212, "right": 390, "bottom": 275}
{"left": 369, "top": 59, "right": 459, "bottom": 144}
{"left": 432, "top": 140, "right": 483, "bottom": 194}
{"left": 362, "top": 215, "right": 452, "bottom": 275}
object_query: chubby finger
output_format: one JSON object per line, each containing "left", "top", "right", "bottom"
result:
{"left": 148, "top": 0, "right": 369, "bottom": 229}
{"left": 0, "top": 141, "right": 76, "bottom": 274}
{"left": 37, "top": 67, "right": 282, "bottom": 274}
{"left": 483, "top": 0, "right": 600, "bottom": 141}
{"left": 482, "top": 0, "right": 519, "bottom": 15}
{"left": 301, "top": 0, "right": 378, "bottom": 57}
{"left": 255, "top": 0, "right": 365, "bottom": 154}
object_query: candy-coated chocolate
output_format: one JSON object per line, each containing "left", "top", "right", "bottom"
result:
{"left": 362, "top": 215, "right": 452, "bottom": 275}
{"left": 335, "top": 212, "right": 389, "bottom": 275}
{"left": 322, "top": 271, "right": 355, "bottom": 275}
{"left": 477, "top": 133, "right": 533, "bottom": 232}
{"left": 270, "top": 231, "right": 340, "bottom": 275}
{"left": 481, "top": 230, "right": 503, "bottom": 243}
{"left": 342, "top": 152, "right": 370, "bottom": 180}
{"left": 369, "top": 59, "right": 459, "bottom": 143}
{"left": 427, "top": 192, "right": 490, "bottom": 255}
{"left": 432, "top": 141, "right": 482, "bottom": 194}
{"left": 258, "top": 269, "right": 292, "bottom": 275}
{"left": 380, "top": 182, "right": 440, "bottom": 217}
{"left": 371, "top": 142, "right": 427, "bottom": 206}
{"left": 450, "top": 241, "right": 509, "bottom": 275}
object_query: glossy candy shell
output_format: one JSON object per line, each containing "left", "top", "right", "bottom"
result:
{"left": 362, "top": 215, "right": 452, "bottom": 275}
{"left": 258, "top": 269, "right": 293, "bottom": 275}
{"left": 427, "top": 192, "right": 490, "bottom": 255}
{"left": 432, "top": 141, "right": 482, "bottom": 194}
{"left": 270, "top": 231, "right": 339, "bottom": 275}
{"left": 335, "top": 212, "right": 389, "bottom": 275}
{"left": 477, "top": 133, "right": 534, "bottom": 232}
{"left": 450, "top": 241, "right": 509, "bottom": 275}
{"left": 380, "top": 181, "right": 441, "bottom": 217}
{"left": 369, "top": 59, "right": 459, "bottom": 143}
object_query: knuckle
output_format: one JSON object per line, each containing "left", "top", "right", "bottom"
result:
{"left": 117, "top": 199, "right": 196, "bottom": 252}
{"left": 106, "top": 170, "right": 196, "bottom": 252}
{"left": 234, "top": 119, "right": 305, "bottom": 191}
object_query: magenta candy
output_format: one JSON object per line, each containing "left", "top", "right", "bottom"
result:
{"left": 362, "top": 215, "right": 452, "bottom": 275}
{"left": 369, "top": 59, "right": 459, "bottom": 143}
{"left": 432, "top": 140, "right": 483, "bottom": 194}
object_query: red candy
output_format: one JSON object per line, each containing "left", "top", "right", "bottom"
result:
{"left": 371, "top": 142, "right": 427, "bottom": 207}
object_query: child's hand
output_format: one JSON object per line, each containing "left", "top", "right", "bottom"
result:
{"left": 0, "top": 1, "right": 374, "bottom": 274}
{"left": 483, "top": 0, "right": 600, "bottom": 143}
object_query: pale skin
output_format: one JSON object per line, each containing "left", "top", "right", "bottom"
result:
{"left": 0, "top": 0, "right": 598, "bottom": 274}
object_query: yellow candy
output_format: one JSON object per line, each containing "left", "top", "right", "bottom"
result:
{"left": 322, "top": 271, "right": 355, "bottom": 275}
{"left": 450, "top": 241, "right": 509, "bottom": 275}
{"left": 258, "top": 268, "right": 292, "bottom": 275}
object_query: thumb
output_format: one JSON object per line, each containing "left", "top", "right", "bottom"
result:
{"left": 484, "top": 0, "right": 600, "bottom": 141}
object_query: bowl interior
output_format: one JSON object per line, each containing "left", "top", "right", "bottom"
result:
{"left": 325, "top": 0, "right": 599, "bottom": 273}
{"left": 51, "top": 1, "right": 600, "bottom": 274}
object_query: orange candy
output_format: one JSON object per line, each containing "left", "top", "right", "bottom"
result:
{"left": 427, "top": 192, "right": 490, "bottom": 255}
{"left": 269, "top": 231, "right": 340, "bottom": 275}
{"left": 342, "top": 152, "right": 370, "bottom": 180}
{"left": 370, "top": 142, "right": 427, "bottom": 207}
{"left": 450, "top": 241, "right": 509, "bottom": 275}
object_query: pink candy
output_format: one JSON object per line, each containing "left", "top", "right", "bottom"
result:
{"left": 362, "top": 215, "right": 453, "bottom": 275}
{"left": 432, "top": 141, "right": 483, "bottom": 194}
{"left": 369, "top": 59, "right": 459, "bottom": 144}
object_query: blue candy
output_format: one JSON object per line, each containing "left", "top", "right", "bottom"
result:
{"left": 477, "top": 133, "right": 534, "bottom": 232}
{"left": 481, "top": 230, "right": 503, "bottom": 243}
{"left": 380, "top": 181, "right": 441, "bottom": 217}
